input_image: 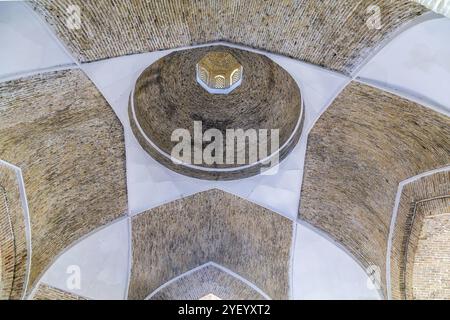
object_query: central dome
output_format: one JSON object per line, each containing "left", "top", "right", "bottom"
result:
{"left": 129, "top": 46, "right": 304, "bottom": 180}
{"left": 196, "top": 51, "right": 243, "bottom": 94}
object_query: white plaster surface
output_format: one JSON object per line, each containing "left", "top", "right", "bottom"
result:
{"left": 40, "top": 218, "right": 130, "bottom": 300}
{"left": 0, "top": 1, "right": 74, "bottom": 80}
{"left": 293, "top": 224, "right": 381, "bottom": 300}
{"left": 81, "top": 42, "right": 349, "bottom": 220}
{"left": 358, "top": 17, "right": 450, "bottom": 114}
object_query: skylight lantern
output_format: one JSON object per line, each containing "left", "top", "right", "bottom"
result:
{"left": 196, "top": 51, "right": 243, "bottom": 94}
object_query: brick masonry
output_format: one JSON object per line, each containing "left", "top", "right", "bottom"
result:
{"left": 32, "top": 283, "right": 86, "bottom": 300}
{"left": 0, "top": 69, "right": 128, "bottom": 293}
{"left": 412, "top": 205, "right": 450, "bottom": 299}
{"left": 2, "top": 1, "right": 448, "bottom": 300}
{"left": 0, "top": 164, "right": 28, "bottom": 300}
{"left": 129, "top": 189, "right": 293, "bottom": 300}
{"left": 130, "top": 45, "right": 303, "bottom": 180}
{"left": 30, "top": 0, "right": 426, "bottom": 75}
{"left": 150, "top": 264, "right": 266, "bottom": 300}
{"left": 299, "top": 82, "right": 450, "bottom": 298}
{"left": 390, "top": 170, "right": 449, "bottom": 299}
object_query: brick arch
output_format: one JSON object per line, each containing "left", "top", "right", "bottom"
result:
{"left": 32, "top": 283, "right": 87, "bottom": 300}
{"left": 30, "top": 0, "right": 426, "bottom": 75}
{"left": 299, "top": 82, "right": 450, "bottom": 298}
{"left": 390, "top": 170, "right": 450, "bottom": 299}
{"left": 128, "top": 189, "right": 293, "bottom": 300}
{"left": 0, "top": 70, "right": 128, "bottom": 294}
{"left": 0, "top": 163, "right": 29, "bottom": 300}
{"left": 148, "top": 263, "right": 267, "bottom": 300}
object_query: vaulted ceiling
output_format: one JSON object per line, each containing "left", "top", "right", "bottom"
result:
{"left": 0, "top": 1, "right": 449, "bottom": 300}
{"left": 0, "top": 69, "right": 127, "bottom": 292}
{"left": 31, "top": 0, "right": 426, "bottom": 74}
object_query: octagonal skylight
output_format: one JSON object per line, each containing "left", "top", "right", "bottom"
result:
{"left": 196, "top": 51, "right": 243, "bottom": 94}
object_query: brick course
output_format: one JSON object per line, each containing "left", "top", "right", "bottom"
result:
{"left": 31, "top": 0, "right": 425, "bottom": 75}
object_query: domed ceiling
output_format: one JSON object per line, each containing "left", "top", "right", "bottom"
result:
{"left": 130, "top": 46, "right": 303, "bottom": 179}
{"left": 0, "top": 0, "right": 449, "bottom": 301}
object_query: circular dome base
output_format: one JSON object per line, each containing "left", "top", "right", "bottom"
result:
{"left": 129, "top": 46, "right": 304, "bottom": 180}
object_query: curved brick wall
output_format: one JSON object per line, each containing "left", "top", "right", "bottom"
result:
{"left": 390, "top": 171, "right": 449, "bottom": 299}
{"left": 32, "top": 283, "right": 86, "bottom": 300}
{"left": 129, "top": 189, "right": 293, "bottom": 300}
{"left": 150, "top": 264, "right": 266, "bottom": 300}
{"left": 30, "top": 0, "right": 426, "bottom": 75}
{"left": 0, "top": 164, "right": 28, "bottom": 300}
{"left": 0, "top": 69, "right": 128, "bottom": 292}
{"left": 299, "top": 82, "right": 450, "bottom": 298}
{"left": 411, "top": 199, "right": 449, "bottom": 299}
